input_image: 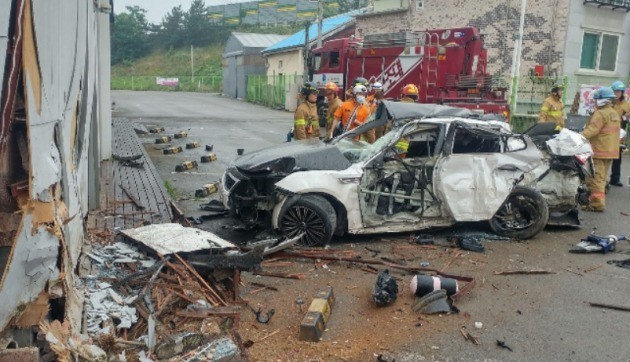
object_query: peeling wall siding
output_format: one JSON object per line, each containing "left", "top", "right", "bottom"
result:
{"left": 0, "top": 0, "right": 13, "bottom": 94}
{"left": 0, "top": 216, "right": 60, "bottom": 327}
{"left": 0, "top": 0, "right": 103, "bottom": 332}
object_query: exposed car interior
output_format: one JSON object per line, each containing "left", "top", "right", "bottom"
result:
{"left": 359, "top": 125, "right": 443, "bottom": 226}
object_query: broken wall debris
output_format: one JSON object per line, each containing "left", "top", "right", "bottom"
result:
{"left": 0, "top": 0, "right": 105, "bottom": 334}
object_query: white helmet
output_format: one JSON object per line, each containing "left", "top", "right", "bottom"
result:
{"left": 371, "top": 82, "right": 383, "bottom": 91}
{"left": 353, "top": 84, "right": 367, "bottom": 95}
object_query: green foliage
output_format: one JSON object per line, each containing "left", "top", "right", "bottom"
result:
{"left": 111, "top": 6, "right": 151, "bottom": 64}
{"left": 111, "top": 45, "right": 223, "bottom": 77}
{"left": 163, "top": 181, "right": 177, "bottom": 198}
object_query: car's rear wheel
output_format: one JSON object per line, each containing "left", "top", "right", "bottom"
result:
{"left": 279, "top": 195, "right": 337, "bottom": 247}
{"left": 489, "top": 186, "right": 549, "bottom": 239}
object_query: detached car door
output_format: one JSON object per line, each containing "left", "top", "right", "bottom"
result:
{"left": 434, "top": 121, "right": 543, "bottom": 222}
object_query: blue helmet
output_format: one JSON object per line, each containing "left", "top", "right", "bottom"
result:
{"left": 593, "top": 87, "right": 616, "bottom": 100}
{"left": 611, "top": 80, "right": 626, "bottom": 92}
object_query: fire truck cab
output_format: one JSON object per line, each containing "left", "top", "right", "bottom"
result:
{"left": 309, "top": 27, "right": 509, "bottom": 119}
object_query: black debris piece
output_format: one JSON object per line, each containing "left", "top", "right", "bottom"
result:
{"left": 112, "top": 153, "right": 142, "bottom": 162}
{"left": 255, "top": 307, "right": 275, "bottom": 324}
{"left": 411, "top": 289, "right": 452, "bottom": 314}
{"left": 186, "top": 245, "right": 265, "bottom": 272}
{"left": 497, "top": 340, "right": 513, "bottom": 352}
{"left": 372, "top": 269, "right": 399, "bottom": 307}
{"left": 206, "top": 144, "right": 214, "bottom": 151}
{"left": 199, "top": 200, "right": 228, "bottom": 213}
{"left": 607, "top": 258, "right": 630, "bottom": 270}
{"left": 453, "top": 236, "right": 485, "bottom": 253}
{"left": 411, "top": 233, "right": 434, "bottom": 245}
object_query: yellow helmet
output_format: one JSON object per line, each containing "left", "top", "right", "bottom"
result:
{"left": 402, "top": 84, "right": 419, "bottom": 96}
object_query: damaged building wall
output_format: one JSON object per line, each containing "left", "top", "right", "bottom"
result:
{"left": 0, "top": 0, "right": 106, "bottom": 333}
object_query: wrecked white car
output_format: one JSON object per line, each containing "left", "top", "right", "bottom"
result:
{"left": 220, "top": 102, "right": 593, "bottom": 246}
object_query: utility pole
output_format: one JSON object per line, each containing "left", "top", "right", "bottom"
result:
{"left": 303, "top": 21, "right": 310, "bottom": 80}
{"left": 509, "top": 0, "right": 527, "bottom": 115}
{"left": 191, "top": 45, "right": 194, "bottom": 82}
{"left": 317, "top": 0, "right": 323, "bottom": 48}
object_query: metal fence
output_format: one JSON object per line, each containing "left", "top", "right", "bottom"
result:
{"left": 246, "top": 74, "right": 304, "bottom": 109}
{"left": 111, "top": 76, "right": 222, "bottom": 92}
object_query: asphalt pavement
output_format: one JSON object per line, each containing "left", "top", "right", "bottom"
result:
{"left": 113, "top": 91, "right": 630, "bottom": 361}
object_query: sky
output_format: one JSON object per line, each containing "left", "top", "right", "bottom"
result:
{"left": 114, "top": 0, "right": 254, "bottom": 24}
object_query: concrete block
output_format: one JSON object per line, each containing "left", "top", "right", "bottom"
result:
{"left": 298, "top": 311, "right": 325, "bottom": 342}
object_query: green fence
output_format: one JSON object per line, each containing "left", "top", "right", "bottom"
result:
{"left": 111, "top": 76, "right": 222, "bottom": 92}
{"left": 246, "top": 74, "right": 304, "bottom": 109}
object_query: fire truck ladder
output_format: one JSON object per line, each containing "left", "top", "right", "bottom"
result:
{"left": 423, "top": 32, "right": 440, "bottom": 103}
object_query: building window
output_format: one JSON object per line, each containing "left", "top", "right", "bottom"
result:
{"left": 580, "top": 31, "right": 619, "bottom": 72}
{"left": 416, "top": 0, "right": 424, "bottom": 10}
{"left": 278, "top": 60, "right": 283, "bottom": 69}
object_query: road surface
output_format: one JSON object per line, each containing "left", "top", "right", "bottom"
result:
{"left": 113, "top": 91, "right": 630, "bottom": 361}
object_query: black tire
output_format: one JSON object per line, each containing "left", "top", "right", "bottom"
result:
{"left": 489, "top": 186, "right": 549, "bottom": 239}
{"left": 279, "top": 195, "right": 337, "bottom": 247}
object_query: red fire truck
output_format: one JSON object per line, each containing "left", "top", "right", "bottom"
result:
{"left": 309, "top": 27, "right": 510, "bottom": 119}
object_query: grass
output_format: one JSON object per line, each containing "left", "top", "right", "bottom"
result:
{"left": 163, "top": 180, "right": 177, "bottom": 199}
{"left": 112, "top": 45, "right": 224, "bottom": 92}
{"left": 112, "top": 45, "right": 223, "bottom": 78}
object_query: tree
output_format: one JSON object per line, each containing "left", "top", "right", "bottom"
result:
{"left": 159, "top": 5, "right": 186, "bottom": 49}
{"left": 184, "top": 0, "right": 214, "bottom": 47}
{"left": 111, "top": 6, "right": 151, "bottom": 64}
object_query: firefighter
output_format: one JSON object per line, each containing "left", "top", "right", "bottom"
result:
{"left": 329, "top": 84, "right": 373, "bottom": 142}
{"left": 346, "top": 77, "right": 369, "bottom": 99}
{"left": 581, "top": 86, "right": 621, "bottom": 212}
{"left": 400, "top": 84, "right": 419, "bottom": 103}
{"left": 539, "top": 83, "right": 565, "bottom": 129}
{"left": 324, "top": 82, "right": 343, "bottom": 136}
{"left": 610, "top": 80, "right": 630, "bottom": 187}
{"left": 293, "top": 82, "right": 319, "bottom": 140}
{"left": 369, "top": 82, "right": 387, "bottom": 140}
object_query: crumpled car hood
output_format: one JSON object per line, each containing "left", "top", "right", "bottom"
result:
{"left": 232, "top": 138, "right": 352, "bottom": 175}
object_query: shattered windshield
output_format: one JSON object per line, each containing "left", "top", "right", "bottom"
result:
{"left": 336, "top": 131, "right": 398, "bottom": 163}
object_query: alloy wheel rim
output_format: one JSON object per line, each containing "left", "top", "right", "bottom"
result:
{"left": 281, "top": 206, "right": 326, "bottom": 246}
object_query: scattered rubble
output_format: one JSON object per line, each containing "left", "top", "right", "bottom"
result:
{"left": 206, "top": 144, "right": 214, "bottom": 151}
{"left": 372, "top": 269, "right": 398, "bottom": 307}
{"left": 607, "top": 258, "right": 630, "bottom": 270}
{"left": 149, "top": 127, "right": 165, "bottom": 134}
{"left": 299, "top": 287, "right": 335, "bottom": 342}
{"left": 186, "top": 141, "right": 201, "bottom": 149}
{"left": 163, "top": 146, "right": 184, "bottom": 155}
{"left": 174, "top": 131, "right": 188, "bottom": 139}
{"left": 155, "top": 136, "right": 172, "bottom": 144}
{"left": 195, "top": 183, "right": 219, "bottom": 197}
{"left": 570, "top": 234, "right": 625, "bottom": 253}
{"left": 175, "top": 161, "right": 199, "bottom": 172}
{"left": 200, "top": 153, "right": 218, "bottom": 163}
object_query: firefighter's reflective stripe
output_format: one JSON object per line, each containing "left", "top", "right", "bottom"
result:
{"left": 600, "top": 125, "right": 621, "bottom": 134}
{"left": 547, "top": 110, "right": 563, "bottom": 117}
{"left": 396, "top": 139, "right": 409, "bottom": 152}
{"left": 295, "top": 119, "right": 306, "bottom": 126}
{"left": 593, "top": 149, "right": 620, "bottom": 158}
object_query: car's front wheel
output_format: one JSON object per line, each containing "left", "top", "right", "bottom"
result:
{"left": 279, "top": 195, "right": 337, "bottom": 247}
{"left": 489, "top": 186, "right": 549, "bottom": 239}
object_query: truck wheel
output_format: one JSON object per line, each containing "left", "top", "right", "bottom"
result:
{"left": 279, "top": 195, "right": 337, "bottom": 247}
{"left": 489, "top": 186, "right": 549, "bottom": 239}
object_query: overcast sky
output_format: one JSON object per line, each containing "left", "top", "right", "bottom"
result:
{"left": 114, "top": 0, "right": 255, "bottom": 24}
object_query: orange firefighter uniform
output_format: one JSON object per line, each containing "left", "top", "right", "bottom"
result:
{"left": 294, "top": 100, "right": 319, "bottom": 140}
{"left": 333, "top": 99, "right": 374, "bottom": 143}
{"left": 539, "top": 95, "right": 565, "bottom": 128}
{"left": 581, "top": 104, "right": 621, "bottom": 211}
